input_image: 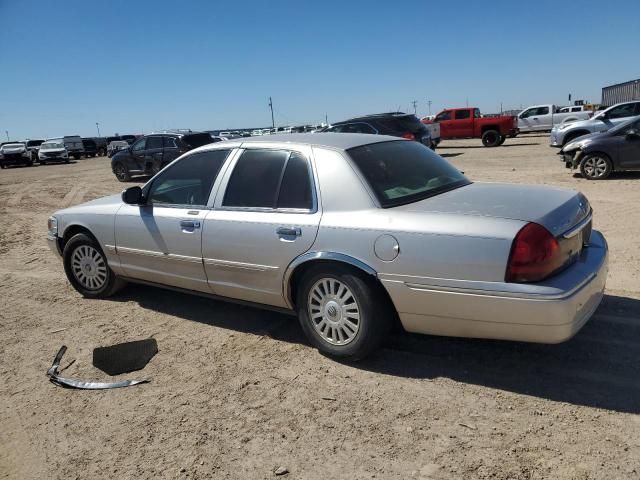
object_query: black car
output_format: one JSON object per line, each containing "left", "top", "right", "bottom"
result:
{"left": 560, "top": 115, "right": 640, "bottom": 180}
{"left": 110, "top": 132, "right": 219, "bottom": 181}
{"left": 25, "top": 139, "right": 44, "bottom": 160}
{"left": 322, "top": 112, "right": 434, "bottom": 149}
{"left": 82, "top": 139, "right": 98, "bottom": 157}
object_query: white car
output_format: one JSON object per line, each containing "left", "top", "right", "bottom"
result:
{"left": 0, "top": 142, "right": 34, "bottom": 168}
{"left": 517, "top": 104, "right": 591, "bottom": 133}
{"left": 38, "top": 141, "right": 69, "bottom": 165}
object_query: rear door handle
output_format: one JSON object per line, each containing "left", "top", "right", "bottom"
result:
{"left": 276, "top": 227, "right": 301, "bottom": 237}
{"left": 180, "top": 220, "right": 201, "bottom": 229}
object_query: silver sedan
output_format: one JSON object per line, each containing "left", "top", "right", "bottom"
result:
{"left": 47, "top": 134, "right": 608, "bottom": 359}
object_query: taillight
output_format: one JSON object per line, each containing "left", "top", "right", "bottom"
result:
{"left": 402, "top": 132, "right": 415, "bottom": 140}
{"left": 505, "top": 223, "right": 563, "bottom": 283}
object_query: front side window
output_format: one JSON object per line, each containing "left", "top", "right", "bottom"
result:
{"left": 454, "top": 110, "right": 470, "bottom": 120}
{"left": 607, "top": 103, "right": 638, "bottom": 119}
{"left": 348, "top": 140, "right": 470, "bottom": 208}
{"left": 474, "top": 109, "right": 481, "bottom": 118}
{"left": 132, "top": 138, "right": 147, "bottom": 152}
{"left": 223, "top": 149, "right": 313, "bottom": 210}
{"left": 163, "top": 136, "right": 177, "bottom": 148}
{"left": 146, "top": 136, "right": 163, "bottom": 150}
{"left": 435, "top": 111, "right": 451, "bottom": 121}
{"left": 146, "top": 149, "right": 229, "bottom": 206}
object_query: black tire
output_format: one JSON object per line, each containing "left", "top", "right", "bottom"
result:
{"left": 0, "top": 164, "right": 6, "bottom": 169}
{"left": 64, "top": 158, "right": 70, "bottom": 164}
{"left": 73, "top": 154, "right": 81, "bottom": 160}
{"left": 63, "top": 233, "right": 126, "bottom": 298}
{"left": 113, "top": 162, "right": 131, "bottom": 182}
{"left": 481, "top": 129, "right": 501, "bottom": 147}
{"left": 580, "top": 152, "right": 612, "bottom": 180}
{"left": 296, "top": 264, "right": 393, "bottom": 360}
{"left": 497, "top": 135, "right": 506, "bottom": 146}
{"left": 39, "top": 159, "right": 46, "bottom": 165}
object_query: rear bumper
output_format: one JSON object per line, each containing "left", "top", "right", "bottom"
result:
{"left": 507, "top": 128, "right": 519, "bottom": 137}
{"left": 380, "top": 230, "right": 608, "bottom": 343}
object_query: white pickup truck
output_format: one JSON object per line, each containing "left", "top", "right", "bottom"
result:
{"left": 517, "top": 104, "right": 591, "bottom": 133}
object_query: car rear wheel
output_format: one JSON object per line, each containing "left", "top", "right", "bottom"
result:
{"left": 482, "top": 130, "right": 501, "bottom": 147}
{"left": 39, "top": 159, "right": 46, "bottom": 165}
{"left": 497, "top": 135, "right": 506, "bottom": 146}
{"left": 63, "top": 233, "right": 126, "bottom": 298}
{"left": 580, "top": 153, "right": 612, "bottom": 180}
{"left": 113, "top": 162, "right": 131, "bottom": 182}
{"left": 296, "top": 265, "right": 392, "bottom": 360}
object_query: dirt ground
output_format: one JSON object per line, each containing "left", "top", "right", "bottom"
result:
{"left": 1, "top": 135, "right": 639, "bottom": 480}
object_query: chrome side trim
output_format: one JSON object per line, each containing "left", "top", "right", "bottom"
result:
{"left": 104, "top": 244, "right": 117, "bottom": 253}
{"left": 403, "top": 272, "right": 597, "bottom": 301}
{"left": 562, "top": 211, "right": 593, "bottom": 239}
{"left": 204, "top": 258, "right": 279, "bottom": 272}
{"left": 116, "top": 246, "right": 202, "bottom": 264}
{"left": 282, "top": 251, "right": 378, "bottom": 308}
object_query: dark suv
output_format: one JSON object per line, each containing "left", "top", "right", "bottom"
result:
{"left": 322, "top": 112, "right": 434, "bottom": 149}
{"left": 111, "top": 132, "right": 219, "bottom": 181}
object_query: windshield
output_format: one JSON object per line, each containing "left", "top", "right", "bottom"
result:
{"left": 42, "top": 142, "right": 64, "bottom": 149}
{"left": 347, "top": 140, "right": 470, "bottom": 208}
{"left": 26, "top": 140, "right": 44, "bottom": 147}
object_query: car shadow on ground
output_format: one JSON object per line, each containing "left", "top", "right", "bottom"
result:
{"left": 109, "top": 286, "right": 640, "bottom": 413}
{"left": 439, "top": 153, "right": 464, "bottom": 158}
{"left": 572, "top": 171, "right": 640, "bottom": 181}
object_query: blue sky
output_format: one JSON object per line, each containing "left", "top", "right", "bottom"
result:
{"left": 0, "top": 0, "right": 638, "bottom": 139}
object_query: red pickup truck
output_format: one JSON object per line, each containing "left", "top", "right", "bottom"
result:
{"left": 423, "top": 108, "right": 519, "bottom": 147}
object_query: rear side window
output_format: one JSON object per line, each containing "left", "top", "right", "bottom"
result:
{"left": 277, "top": 152, "right": 313, "bottom": 209}
{"left": 146, "top": 136, "right": 163, "bottom": 149}
{"left": 147, "top": 149, "right": 230, "bottom": 206}
{"left": 163, "top": 136, "right": 177, "bottom": 148}
{"left": 223, "top": 149, "right": 313, "bottom": 210}
{"left": 348, "top": 140, "right": 470, "bottom": 208}
{"left": 182, "top": 133, "right": 215, "bottom": 148}
{"left": 454, "top": 110, "right": 470, "bottom": 120}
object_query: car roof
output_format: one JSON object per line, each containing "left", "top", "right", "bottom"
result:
{"left": 235, "top": 132, "right": 398, "bottom": 150}
{"left": 335, "top": 112, "right": 416, "bottom": 123}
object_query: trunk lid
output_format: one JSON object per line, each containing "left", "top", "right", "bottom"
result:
{"left": 396, "top": 182, "right": 591, "bottom": 237}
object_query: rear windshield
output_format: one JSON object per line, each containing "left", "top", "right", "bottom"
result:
{"left": 26, "top": 140, "right": 44, "bottom": 147}
{"left": 378, "top": 114, "right": 426, "bottom": 134}
{"left": 347, "top": 140, "right": 470, "bottom": 208}
{"left": 182, "top": 133, "right": 215, "bottom": 148}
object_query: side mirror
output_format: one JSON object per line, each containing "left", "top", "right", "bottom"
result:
{"left": 122, "top": 186, "right": 143, "bottom": 205}
{"left": 598, "top": 113, "right": 608, "bottom": 121}
{"left": 626, "top": 129, "right": 640, "bottom": 139}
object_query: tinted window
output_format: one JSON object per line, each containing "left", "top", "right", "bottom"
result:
{"left": 474, "top": 109, "right": 481, "bottom": 118}
{"left": 607, "top": 103, "right": 638, "bottom": 119}
{"left": 348, "top": 141, "right": 470, "bottom": 208}
{"left": 163, "top": 136, "right": 177, "bottom": 148}
{"left": 182, "top": 133, "right": 214, "bottom": 148}
{"left": 223, "top": 150, "right": 289, "bottom": 208}
{"left": 132, "top": 138, "right": 146, "bottom": 152}
{"left": 277, "top": 152, "right": 313, "bottom": 210}
{"left": 147, "top": 150, "right": 229, "bottom": 206}
{"left": 146, "top": 136, "right": 163, "bottom": 149}
{"left": 435, "top": 111, "right": 451, "bottom": 121}
{"left": 455, "top": 110, "right": 470, "bottom": 120}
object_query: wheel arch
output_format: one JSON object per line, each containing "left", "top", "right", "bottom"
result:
{"left": 60, "top": 224, "right": 100, "bottom": 252}
{"left": 582, "top": 150, "right": 614, "bottom": 171}
{"left": 480, "top": 124, "right": 499, "bottom": 134}
{"left": 563, "top": 129, "right": 591, "bottom": 145}
{"left": 284, "top": 252, "right": 377, "bottom": 309}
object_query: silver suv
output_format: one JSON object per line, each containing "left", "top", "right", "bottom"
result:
{"left": 550, "top": 101, "right": 640, "bottom": 146}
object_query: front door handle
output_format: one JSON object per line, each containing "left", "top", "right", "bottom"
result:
{"left": 180, "top": 220, "right": 201, "bottom": 229}
{"left": 276, "top": 227, "right": 301, "bottom": 237}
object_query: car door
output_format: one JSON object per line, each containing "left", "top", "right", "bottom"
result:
{"left": 434, "top": 110, "right": 454, "bottom": 138}
{"left": 129, "top": 137, "right": 147, "bottom": 171}
{"left": 144, "top": 135, "right": 164, "bottom": 173}
{"left": 616, "top": 119, "right": 640, "bottom": 170}
{"left": 202, "top": 146, "right": 321, "bottom": 308}
{"left": 114, "top": 149, "right": 231, "bottom": 292}
{"left": 452, "top": 109, "right": 473, "bottom": 137}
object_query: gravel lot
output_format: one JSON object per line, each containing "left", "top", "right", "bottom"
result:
{"left": 1, "top": 135, "right": 639, "bottom": 480}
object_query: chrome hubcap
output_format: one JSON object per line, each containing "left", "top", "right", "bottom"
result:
{"left": 583, "top": 157, "right": 608, "bottom": 178}
{"left": 71, "top": 245, "right": 108, "bottom": 290}
{"left": 308, "top": 278, "right": 360, "bottom": 346}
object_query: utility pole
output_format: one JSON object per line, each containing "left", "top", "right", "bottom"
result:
{"left": 4, "top": 130, "right": 8, "bottom": 141}
{"left": 95, "top": 122, "right": 101, "bottom": 137}
{"left": 411, "top": 100, "right": 417, "bottom": 115}
{"left": 325, "top": 114, "right": 328, "bottom": 126}
{"left": 427, "top": 100, "right": 432, "bottom": 115}
{"left": 268, "top": 97, "right": 275, "bottom": 129}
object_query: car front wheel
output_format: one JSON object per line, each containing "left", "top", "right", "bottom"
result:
{"left": 113, "top": 162, "right": 131, "bottom": 182}
{"left": 580, "top": 153, "right": 612, "bottom": 180}
{"left": 63, "top": 233, "right": 125, "bottom": 298}
{"left": 296, "top": 265, "right": 392, "bottom": 360}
